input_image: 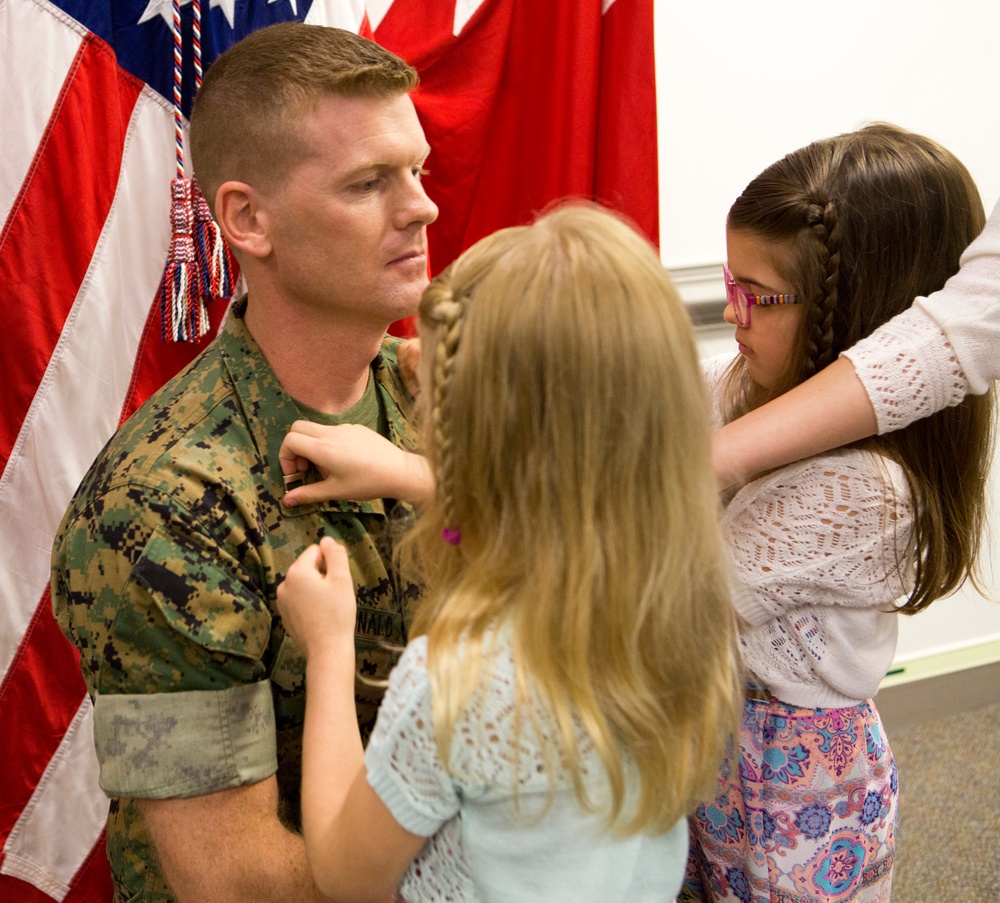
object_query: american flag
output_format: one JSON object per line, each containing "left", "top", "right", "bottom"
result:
{"left": 0, "top": 1, "right": 657, "bottom": 899}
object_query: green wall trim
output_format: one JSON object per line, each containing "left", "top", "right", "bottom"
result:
{"left": 880, "top": 638, "right": 1000, "bottom": 689}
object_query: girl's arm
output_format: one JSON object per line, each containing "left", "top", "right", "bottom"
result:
{"left": 908, "top": 195, "right": 1000, "bottom": 395}
{"left": 280, "top": 421, "right": 434, "bottom": 508}
{"left": 277, "top": 539, "right": 425, "bottom": 903}
{"left": 712, "top": 357, "right": 876, "bottom": 491}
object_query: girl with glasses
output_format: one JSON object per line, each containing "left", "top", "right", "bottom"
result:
{"left": 684, "top": 123, "right": 996, "bottom": 903}
{"left": 712, "top": 193, "right": 1000, "bottom": 492}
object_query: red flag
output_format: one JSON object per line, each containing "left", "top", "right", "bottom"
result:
{"left": 0, "top": 1, "right": 656, "bottom": 899}
{"left": 375, "top": 0, "right": 658, "bottom": 274}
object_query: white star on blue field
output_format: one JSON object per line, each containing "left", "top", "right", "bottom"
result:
{"left": 49, "top": 0, "right": 311, "bottom": 115}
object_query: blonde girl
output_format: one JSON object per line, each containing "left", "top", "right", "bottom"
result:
{"left": 683, "top": 124, "right": 995, "bottom": 903}
{"left": 277, "top": 204, "right": 741, "bottom": 902}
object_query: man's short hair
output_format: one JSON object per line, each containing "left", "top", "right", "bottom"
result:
{"left": 190, "top": 22, "right": 418, "bottom": 207}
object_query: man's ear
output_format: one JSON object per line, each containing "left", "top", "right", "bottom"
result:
{"left": 215, "top": 181, "right": 272, "bottom": 259}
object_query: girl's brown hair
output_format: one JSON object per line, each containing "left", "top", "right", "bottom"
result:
{"left": 403, "top": 203, "right": 741, "bottom": 834}
{"left": 722, "top": 123, "right": 995, "bottom": 613}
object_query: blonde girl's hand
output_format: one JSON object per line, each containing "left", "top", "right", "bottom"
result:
{"left": 276, "top": 537, "right": 357, "bottom": 660}
{"left": 280, "top": 421, "right": 435, "bottom": 508}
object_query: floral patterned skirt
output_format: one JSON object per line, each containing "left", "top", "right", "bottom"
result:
{"left": 681, "top": 686, "right": 897, "bottom": 903}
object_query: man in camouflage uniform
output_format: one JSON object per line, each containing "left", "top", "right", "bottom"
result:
{"left": 51, "top": 22, "right": 437, "bottom": 903}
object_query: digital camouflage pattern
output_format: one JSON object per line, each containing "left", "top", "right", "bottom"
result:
{"left": 51, "top": 298, "right": 421, "bottom": 903}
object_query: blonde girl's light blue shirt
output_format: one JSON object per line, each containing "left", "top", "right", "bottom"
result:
{"left": 364, "top": 634, "right": 688, "bottom": 902}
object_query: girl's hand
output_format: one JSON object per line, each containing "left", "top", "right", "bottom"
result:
{"left": 280, "top": 421, "right": 435, "bottom": 508}
{"left": 276, "top": 537, "right": 356, "bottom": 660}
{"left": 397, "top": 338, "right": 422, "bottom": 399}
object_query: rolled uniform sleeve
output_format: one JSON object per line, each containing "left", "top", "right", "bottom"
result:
{"left": 53, "top": 482, "right": 278, "bottom": 799}
{"left": 94, "top": 684, "right": 275, "bottom": 797}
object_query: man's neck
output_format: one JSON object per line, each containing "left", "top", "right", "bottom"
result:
{"left": 243, "top": 295, "right": 387, "bottom": 415}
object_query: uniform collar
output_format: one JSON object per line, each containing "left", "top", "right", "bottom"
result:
{"left": 217, "top": 297, "right": 418, "bottom": 516}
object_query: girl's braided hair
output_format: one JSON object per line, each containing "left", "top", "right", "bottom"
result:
{"left": 420, "top": 285, "right": 466, "bottom": 538}
{"left": 802, "top": 199, "right": 841, "bottom": 376}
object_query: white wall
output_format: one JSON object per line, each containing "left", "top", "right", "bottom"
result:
{"left": 655, "top": 2, "right": 1000, "bottom": 663}
{"left": 655, "top": 1, "right": 1000, "bottom": 270}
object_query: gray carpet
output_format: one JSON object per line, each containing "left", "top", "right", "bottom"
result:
{"left": 885, "top": 699, "right": 1000, "bottom": 902}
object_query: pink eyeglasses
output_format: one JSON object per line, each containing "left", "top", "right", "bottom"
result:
{"left": 722, "top": 265, "right": 800, "bottom": 327}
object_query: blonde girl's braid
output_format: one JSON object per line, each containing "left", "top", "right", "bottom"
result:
{"left": 427, "top": 290, "right": 466, "bottom": 543}
{"left": 803, "top": 198, "right": 841, "bottom": 376}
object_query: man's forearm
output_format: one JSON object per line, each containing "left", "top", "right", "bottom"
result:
{"left": 139, "top": 779, "right": 331, "bottom": 903}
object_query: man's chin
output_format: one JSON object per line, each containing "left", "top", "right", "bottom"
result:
{"left": 396, "top": 281, "right": 430, "bottom": 313}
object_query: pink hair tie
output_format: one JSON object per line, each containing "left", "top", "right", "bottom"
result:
{"left": 442, "top": 527, "right": 462, "bottom": 546}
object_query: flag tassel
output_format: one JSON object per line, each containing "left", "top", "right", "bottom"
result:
{"left": 156, "top": 0, "right": 230, "bottom": 342}
{"left": 158, "top": 177, "right": 208, "bottom": 342}
{"left": 192, "top": 180, "right": 236, "bottom": 302}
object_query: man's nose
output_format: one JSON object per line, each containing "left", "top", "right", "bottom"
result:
{"left": 399, "top": 175, "right": 439, "bottom": 229}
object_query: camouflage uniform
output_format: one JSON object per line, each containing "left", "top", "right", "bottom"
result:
{"left": 51, "top": 298, "right": 421, "bottom": 903}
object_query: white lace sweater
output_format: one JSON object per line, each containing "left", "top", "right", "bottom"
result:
{"left": 705, "top": 356, "right": 913, "bottom": 708}
{"left": 844, "top": 196, "right": 1000, "bottom": 433}
{"left": 365, "top": 634, "right": 688, "bottom": 902}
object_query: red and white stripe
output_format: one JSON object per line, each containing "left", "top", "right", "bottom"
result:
{"left": 0, "top": 2, "right": 362, "bottom": 899}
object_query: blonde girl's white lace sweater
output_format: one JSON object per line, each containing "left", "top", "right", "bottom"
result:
{"left": 843, "top": 195, "right": 1000, "bottom": 434}
{"left": 705, "top": 356, "right": 914, "bottom": 709}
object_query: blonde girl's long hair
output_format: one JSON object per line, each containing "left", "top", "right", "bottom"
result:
{"left": 721, "top": 123, "right": 996, "bottom": 613}
{"left": 402, "top": 203, "right": 741, "bottom": 835}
